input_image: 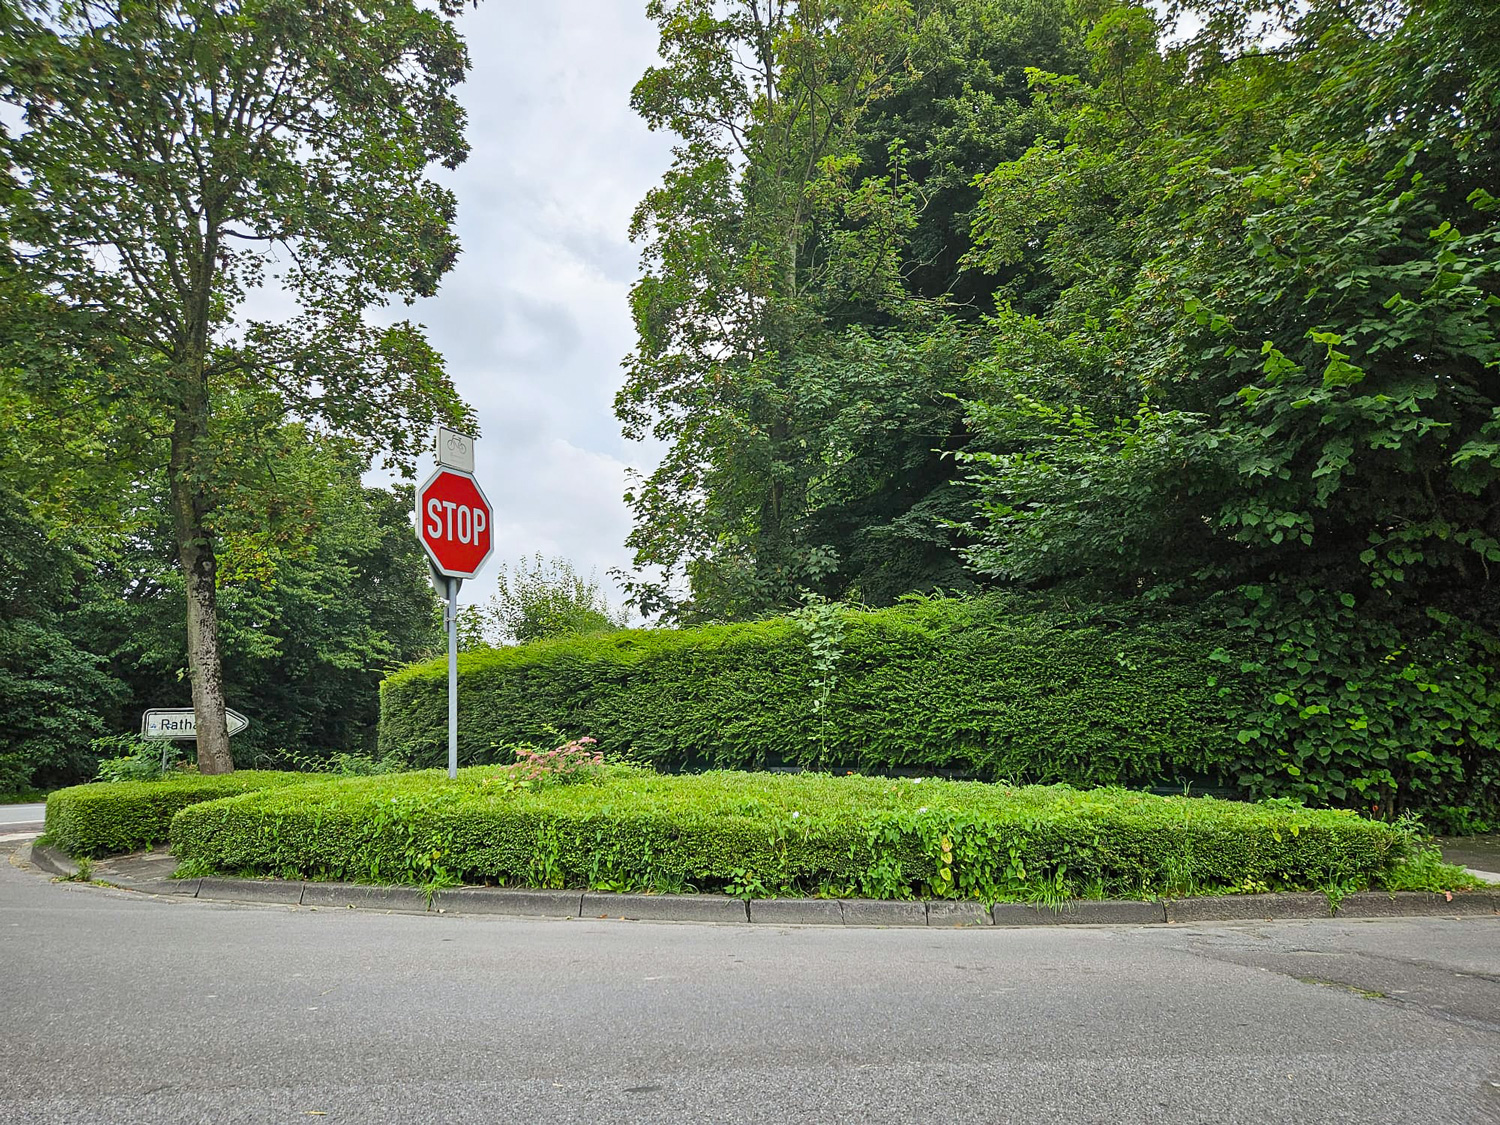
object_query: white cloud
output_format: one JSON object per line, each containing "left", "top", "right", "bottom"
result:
{"left": 394, "top": 1, "right": 674, "bottom": 611}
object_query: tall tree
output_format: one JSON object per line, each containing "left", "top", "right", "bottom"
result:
{"left": 960, "top": 0, "right": 1500, "bottom": 604}
{"left": 0, "top": 485, "right": 123, "bottom": 794}
{"left": 0, "top": 0, "right": 476, "bottom": 771}
{"left": 621, "top": 0, "right": 1081, "bottom": 619}
{"left": 77, "top": 429, "right": 444, "bottom": 762}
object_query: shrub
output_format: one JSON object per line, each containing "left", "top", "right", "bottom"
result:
{"left": 254, "top": 747, "right": 410, "bottom": 777}
{"left": 1217, "top": 586, "right": 1500, "bottom": 827}
{"left": 170, "top": 766, "right": 1410, "bottom": 901}
{"left": 378, "top": 594, "right": 1245, "bottom": 788}
{"left": 464, "top": 554, "right": 626, "bottom": 646}
{"left": 45, "top": 772, "right": 311, "bottom": 857}
{"left": 483, "top": 738, "right": 604, "bottom": 791}
{"left": 91, "top": 734, "right": 194, "bottom": 783}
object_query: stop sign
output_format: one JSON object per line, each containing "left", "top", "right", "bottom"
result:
{"left": 416, "top": 467, "right": 494, "bottom": 578}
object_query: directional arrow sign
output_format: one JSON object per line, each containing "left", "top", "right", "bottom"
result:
{"left": 141, "top": 708, "right": 250, "bottom": 740}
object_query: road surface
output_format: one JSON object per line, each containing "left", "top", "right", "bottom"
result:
{"left": 3, "top": 842, "right": 1498, "bottom": 1124}
{"left": 0, "top": 804, "right": 45, "bottom": 841}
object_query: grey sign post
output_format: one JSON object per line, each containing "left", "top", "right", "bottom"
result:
{"left": 416, "top": 428, "right": 492, "bottom": 779}
{"left": 428, "top": 560, "right": 462, "bottom": 778}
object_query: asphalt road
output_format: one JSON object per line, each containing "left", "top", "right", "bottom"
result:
{"left": 3, "top": 843, "right": 1499, "bottom": 1125}
{"left": 0, "top": 804, "right": 46, "bottom": 836}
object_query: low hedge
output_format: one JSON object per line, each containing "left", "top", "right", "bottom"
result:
{"left": 45, "top": 772, "right": 310, "bottom": 857}
{"left": 378, "top": 595, "right": 1245, "bottom": 788}
{"left": 170, "top": 767, "right": 1407, "bottom": 901}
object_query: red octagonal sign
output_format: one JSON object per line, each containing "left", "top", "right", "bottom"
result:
{"left": 416, "top": 467, "right": 494, "bottom": 578}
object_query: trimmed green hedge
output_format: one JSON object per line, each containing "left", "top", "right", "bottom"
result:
{"left": 45, "top": 772, "right": 310, "bottom": 857}
{"left": 170, "top": 767, "right": 1405, "bottom": 901}
{"left": 378, "top": 596, "right": 1245, "bottom": 787}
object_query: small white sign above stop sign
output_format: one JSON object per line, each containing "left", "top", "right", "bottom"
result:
{"left": 416, "top": 466, "right": 494, "bottom": 578}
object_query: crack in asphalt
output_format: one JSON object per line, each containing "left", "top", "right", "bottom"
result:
{"left": 1183, "top": 939, "right": 1500, "bottom": 1037}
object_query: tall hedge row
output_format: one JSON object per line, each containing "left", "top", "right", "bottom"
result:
{"left": 378, "top": 597, "right": 1245, "bottom": 788}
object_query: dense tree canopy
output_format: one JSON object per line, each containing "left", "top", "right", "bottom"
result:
{"left": 620, "top": 0, "right": 1082, "bottom": 619}
{"left": 959, "top": 0, "right": 1500, "bottom": 603}
{"left": 0, "top": 0, "right": 476, "bottom": 770}
{"left": 0, "top": 412, "right": 443, "bottom": 791}
{"left": 951, "top": 0, "right": 1500, "bottom": 816}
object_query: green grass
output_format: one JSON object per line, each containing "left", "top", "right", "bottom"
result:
{"left": 1373, "top": 845, "right": 1486, "bottom": 893}
{"left": 170, "top": 765, "right": 1419, "bottom": 903}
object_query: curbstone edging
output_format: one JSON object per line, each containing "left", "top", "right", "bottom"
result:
{"left": 27, "top": 843, "right": 80, "bottom": 880}
{"left": 839, "top": 899, "right": 926, "bottom": 927}
{"left": 1335, "top": 890, "right": 1500, "bottom": 918}
{"left": 994, "top": 900, "right": 1166, "bottom": 926}
{"left": 198, "top": 877, "right": 306, "bottom": 905}
{"left": 24, "top": 853, "right": 1500, "bottom": 927}
{"left": 582, "top": 892, "right": 749, "bottom": 923}
{"left": 124, "top": 877, "right": 201, "bottom": 897}
{"left": 749, "top": 898, "right": 844, "bottom": 925}
{"left": 431, "top": 887, "right": 583, "bottom": 917}
{"left": 1166, "top": 893, "right": 1330, "bottom": 923}
{"left": 300, "top": 883, "right": 430, "bottom": 913}
{"left": 927, "top": 901, "right": 993, "bottom": 926}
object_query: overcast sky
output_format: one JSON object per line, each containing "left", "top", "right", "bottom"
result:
{"left": 400, "top": 1, "right": 674, "bottom": 614}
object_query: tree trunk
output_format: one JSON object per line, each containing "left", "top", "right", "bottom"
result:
{"left": 169, "top": 381, "right": 233, "bottom": 774}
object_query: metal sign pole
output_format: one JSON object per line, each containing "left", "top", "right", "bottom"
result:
{"left": 447, "top": 575, "right": 459, "bottom": 779}
{"left": 418, "top": 425, "right": 486, "bottom": 781}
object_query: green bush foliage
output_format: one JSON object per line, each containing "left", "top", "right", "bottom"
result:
{"left": 45, "top": 772, "right": 310, "bottom": 857}
{"left": 170, "top": 766, "right": 1409, "bottom": 901}
{"left": 1218, "top": 589, "right": 1500, "bottom": 825}
{"left": 379, "top": 595, "right": 1243, "bottom": 787}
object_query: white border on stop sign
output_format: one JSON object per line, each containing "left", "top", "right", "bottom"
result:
{"left": 414, "top": 465, "right": 495, "bottom": 579}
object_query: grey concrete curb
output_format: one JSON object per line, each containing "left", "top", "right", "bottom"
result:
{"left": 25, "top": 843, "right": 79, "bottom": 880}
{"left": 750, "top": 898, "right": 844, "bottom": 925}
{"left": 582, "top": 891, "right": 749, "bottom": 923}
{"left": 927, "top": 901, "right": 993, "bottom": 927}
{"left": 839, "top": 899, "right": 927, "bottom": 927}
{"left": 197, "top": 877, "right": 304, "bottom": 905}
{"left": 995, "top": 900, "right": 1167, "bottom": 926}
{"left": 1335, "top": 890, "right": 1500, "bottom": 918}
{"left": 1166, "top": 893, "right": 1331, "bottom": 923}
{"left": 301, "top": 883, "right": 430, "bottom": 913}
{"left": 431, "top": 887, "right": 583, "bottom": 917}
{"left": 121, "top": 877, "right": 202, "bottom": 897}
{"left": 19, "top": 852, "right": 1500, "bottom": 926}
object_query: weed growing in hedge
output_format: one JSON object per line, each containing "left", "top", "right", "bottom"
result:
{"left": 1375, "top": 846, "right": 1486, "bottom": 894}
{"left": 792, "top": 595, "right": 848, "bottom": 762}
{"left": 261, "top": 748, "right": 410, "bottom": 777}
